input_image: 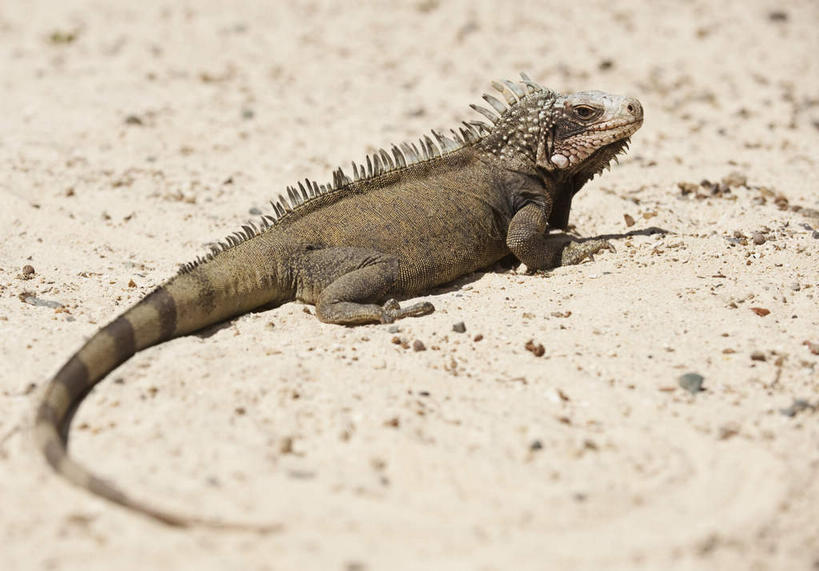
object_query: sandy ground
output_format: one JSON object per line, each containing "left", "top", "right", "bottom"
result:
{"left": 1, "top": 1, "right": 818, "bottom": 569}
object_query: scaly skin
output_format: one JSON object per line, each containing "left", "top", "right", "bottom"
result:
{"left": 35, "top": 74, "right": 643, "bottom": 528}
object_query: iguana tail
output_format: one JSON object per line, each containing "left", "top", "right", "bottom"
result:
{"left": 34, "top": 252, "right": 285, "bottom": 530}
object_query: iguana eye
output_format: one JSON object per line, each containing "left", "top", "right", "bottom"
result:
{"left": 573, "top": 105, "right": 597, "bottom": 120}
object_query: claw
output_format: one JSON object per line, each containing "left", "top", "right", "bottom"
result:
{"left": 560, "top": 239, "right": 616, "bottom": 266}
{"left": 382, "top": 299, "right": 435, "bottom": 322}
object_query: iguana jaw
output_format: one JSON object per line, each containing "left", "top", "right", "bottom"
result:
{"left": 575, "top": 136, "right": 634, "bottom": 180}
{"left": 548, "top": 93, "right": 643, "bottom": 174}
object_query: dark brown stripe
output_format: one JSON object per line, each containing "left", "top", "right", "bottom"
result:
{"left": 43, "top": 438, "right": 65, "bottom": 468}
{"left": 52, "top": 355, "right": 91, "bottom": 442}
{"left": 36, "top": 402, "right": 59, "bottom": 425}
{"left": 54, "top": 355, "right": 91, "bottom": 399}
{"left": 191, "top": 271, "right": 217, "bottom": 314}
{"left": 147, "top": 286, "right": 177, "bottom": 340}
{"left": 103, "top": 316, "right": 136, "bottom": 362}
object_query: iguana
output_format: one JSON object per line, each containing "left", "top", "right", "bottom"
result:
{"left": 35, "top": 73, "right": 643, "bottom": 528}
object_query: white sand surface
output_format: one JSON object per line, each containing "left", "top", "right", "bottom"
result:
{"left": 1, "top": 1, "right": 817, "bottom": 569}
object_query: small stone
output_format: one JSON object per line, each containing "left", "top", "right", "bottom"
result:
{"left": 412, "top": 340, "right": 426, "bottom": 352}
{"left": 750, "top": 350, "right": 767, "bottom": 362}
{"left": 803, "top": 340, "right": 819, "bottom": 355}
{"left": 583, "top": 439, "right": 598, "bottom": 451}
{"left": 452, "top": 321, "right": 466, "bottom": 333}
{"left": 677, "top": 181, "right": 698, "bottom": 195}
{"left": 678, "top": 372, "right": 705, "bottom": 394}
{"left": 241, "top": 108, "right": 255, "bottom": 120}
{"left": 751, "top": 232, "right": 766, "bottom": 245}
{"left": 19, "top": 293, "right": 63, "bottom": 309}
{"left": 48, "top": 30, "right": 78, "bottom": 44}
{"left": 750, "top": 307, "right": 770, "bottom": 317}
{"left": 248, "top": 206, "right": 262, "bottom": 215}
{"left": 525, "top": 339, "right": 545, "bottom": 357}
{"left": 124, "top": 114, "right": 143, "bottom": 126}
{"left": 718, "top": 423, "right": 740, "bottom": 440}
{"left": 21, "top": 265, "right": 35, "bottom": 279}
{"left": 529, "top": 440, "right": 543, "bottom": 451}
{"left": 387, "top": 325, "right": 400, "bottom": 333}
{"left": 721, "top": 171, "right": 747, "bottom": 187}
{"left": 623, "top": 213, "right": 635, "bottom": 227}
{"left": 473, "top": 334, "right": 483, "bottom": 342}
{"left": 780, "top": 399, "right": 813, "bottom": 417}
{"left": 127, "top": 278, "right": 136, "bottom": 288}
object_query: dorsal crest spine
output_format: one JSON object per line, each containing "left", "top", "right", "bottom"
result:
{"left": 178, "top": 73, "right": 549, "bottom": 274}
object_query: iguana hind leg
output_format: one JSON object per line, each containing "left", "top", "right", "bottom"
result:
{"left": 295, "top": 246, "right": 434, "bottom": 325}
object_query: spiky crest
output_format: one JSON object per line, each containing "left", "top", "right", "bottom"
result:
{"left": 178, "top": 73, "right": 550, "bottom": 274}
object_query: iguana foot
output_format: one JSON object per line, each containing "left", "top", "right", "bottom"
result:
{"left": 560, "top": 239, "right": 616, "bottom": 266}
{"left": 381, "top": 299, "right": 435, "bottom": 323}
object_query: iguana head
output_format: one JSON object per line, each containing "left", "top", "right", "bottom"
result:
{"left": 474, "top": 74, "right": 643, "bottom": 183}
{"left": 546, "top": 90, "right": 643, "bottom": 175}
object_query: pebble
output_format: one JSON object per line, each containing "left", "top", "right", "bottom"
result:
{"left": 21, "top": 265, "right": 35, "bottom": 279}
{"left": 751, "top": 232, "right": 766, "bottom": 245}
{"left": 412, "top": 340, "right": 426, "bottom": 352}
{"left": 19, "top": 294, "right": 63, "bottom": 309}
{"left": 387, "top": 325, "right": 400, "bottom": 333}
{"left": 677, "top": 181, "right": 698, "bottom": 195}
{"left": 452, "top": 321, "right": 466, "bottom": 333}
{"left": 721, "top": 171, "right": 748, "bottom": 187}
{"left": 750, "top": 350, "right": 767, "bottom": 362}
{"left": 525, "top": 339, "right": 545, "bottom": 357}
{"left": 780, "top": 399, "right": 813, "bottom": 417}
{"left": 678, "top": 372, "right": 705, "bottom": 394}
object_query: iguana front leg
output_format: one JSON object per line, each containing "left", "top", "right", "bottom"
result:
{"left": 293, "top": 246, "right": 434, "bottom": 325}
{"left": 506, "top": 203, "right": 613, "bottom": 270}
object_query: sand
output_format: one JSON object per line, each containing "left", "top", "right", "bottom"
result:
{"left": 1, "top": 1, "right": 818, "bottom": 569}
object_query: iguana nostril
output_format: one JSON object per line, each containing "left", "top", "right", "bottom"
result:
{"left": 627, "top": 104, "right": 634, "bottom": 112}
